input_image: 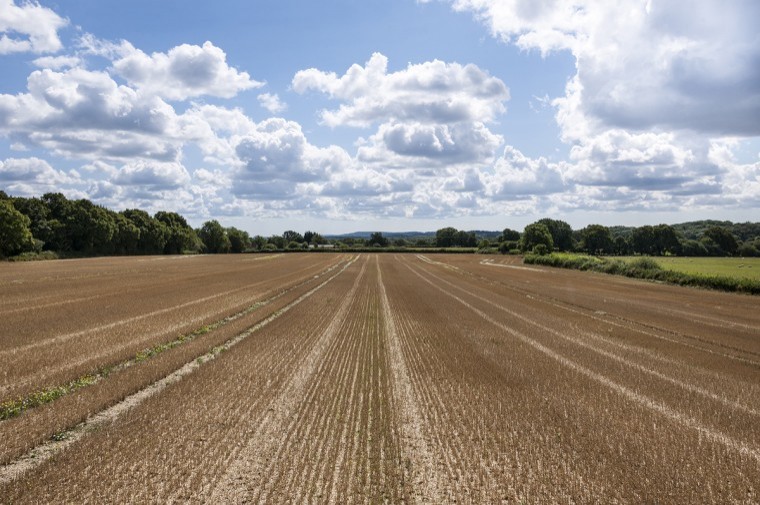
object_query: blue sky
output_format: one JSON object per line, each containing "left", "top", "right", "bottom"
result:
{"left": 1, "top": 0, "right": 758, "bottom": 235}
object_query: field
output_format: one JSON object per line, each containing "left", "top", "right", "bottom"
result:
{"left": 622, "top": 256, "right": 760, "bottom": 281}
{"left": 1, "top": 253, "right": 759, "bottom": 502}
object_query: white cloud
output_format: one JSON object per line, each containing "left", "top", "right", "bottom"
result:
{"left": 0, "top": 0, "right": 67, "bottom": 55}
{"left": 0, "top": 156, "right": 78, "bottom": 195}
{"left": 232, "top": 118, "right": 353, "bottom": 199}
{"left": 450, "top": 0, "right": 760, "bottom": 137}
{"left": 484, "top": 146, "right": 568, "bottom": 199}
{"left": 0, "top": 66, "right": 196, "bottom": 162}
{"left": 361, "top": 120, "right": 503, "bottom": 165}
{"left": 113, "top": 160, "right": 191, "bottom": 190}
{"left": 293, "top": 52, "right": 509, "bottom": 128}
{"left": 566, "top": 130, "right": 703, "bottom": 191}
{"left": 294, "top": 53, "right": 508, "bottom": 169}
{"left": 257, "top": 93, "right": 287, "bottom": 114}
{"left": 32, "top": 55, "right": 81, "bottom": 70}
{"left": 111, "top": 41, "right": 263, "bottom": 101}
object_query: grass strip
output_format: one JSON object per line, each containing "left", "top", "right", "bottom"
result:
{"left": 0, "top": 259, "right": 347, "bottom": 421}
{"left": 524, "top": 253, "right": 760, "bottom": 295}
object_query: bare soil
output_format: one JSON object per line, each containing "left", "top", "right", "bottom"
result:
{"left": 1, "top": 253, "right": 758, "bottom": 503}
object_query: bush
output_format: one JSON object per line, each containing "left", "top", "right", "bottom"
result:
{"left": 532, "top": 244, "right": 550, "bottom": 256}
{"left": 627, "top": 257, "right": 662, "bottom": 271}
{"left": 8, "top": 250, "right": 59, "bottom": 262}
{"left": 738, "top": 243, "right": 760, "bottom": 257}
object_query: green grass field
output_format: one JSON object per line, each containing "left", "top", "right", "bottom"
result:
{"left": 620, "top": 256, "right": 760, "bottom": 281}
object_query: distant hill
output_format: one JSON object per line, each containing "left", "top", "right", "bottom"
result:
{"left": 328, "top": 221, "right": 759, "bottom": 242}
{"left": 325, "top": 230, "right": 502, "bottom": 241}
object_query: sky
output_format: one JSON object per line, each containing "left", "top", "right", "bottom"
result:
{"left": 0, "top": 0, "right": 758, "bottom": 235}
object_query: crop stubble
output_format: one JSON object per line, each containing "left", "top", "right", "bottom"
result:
{"left": 1, "top": 253, "right": 758, "bottom": 503}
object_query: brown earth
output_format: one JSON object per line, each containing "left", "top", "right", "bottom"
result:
{"left": 1, "top": 253, "right": 758, "bottom": 503}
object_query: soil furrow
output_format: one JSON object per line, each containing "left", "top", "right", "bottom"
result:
{"left": 405, "top": 259, "right": 760, "bottom": 464}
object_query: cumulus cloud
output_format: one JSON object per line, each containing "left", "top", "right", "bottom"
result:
{"left": 0, "top": 66, "right": 185, "bottom": 161}
{"left": 293, "top": 52, "right": 509, "bottom": 127}
{"left": 567, "top": 130, "right": 701, "bottom": 190}
{"left": 111, "top": 41, "right": 263, "bottom": 101}
{"left": 0, "top": 0, "right": 67, "bottom": 55}
{"left": 32, "top": 55, "right": 81, "bottom": 70}
{"left": 257, "top": 93, "right": 287, "bottom": 114}
{"left": 484, "top": 146, "right": 568, "bottom": 199}
{"left": 293, "top": 53, "right": 508, "bottom": 169}
{"left": 113, "top": 161, "right": 191, "bottom": 190}
{"left": 0, "top": 156, "right": 78, "bottom": 195}
{"left": 449, "top": 0, "right": 760, "bottom": 137}
{"left": 359, "top": 120, "right": 503, "bottom": 166}
{"left": 232, "top": 118, "right": 353, "bottom": 199}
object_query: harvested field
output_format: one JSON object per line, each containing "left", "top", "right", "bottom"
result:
{"left": 1, "top": 253, "right": 759, "bottom": 503}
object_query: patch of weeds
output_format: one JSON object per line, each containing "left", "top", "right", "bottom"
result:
{"left": 0, "top": 373, "right": 99, "bottom": 421}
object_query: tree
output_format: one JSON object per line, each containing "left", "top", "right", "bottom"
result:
{"left": 268, "top": 235, "right": 285, "bottom": 249}
{"left": 11, "top": 197, "right": 54, "bottom": 249}
{"left": 630, "top": 226, "right": 655, "bottom": 255}
{"left": 303, "top": 230, "right": 315, "bottom": 245}
{"left": 282, "top": 230, "right": 303, "bottom": 244}
{"left": 613, "top": 236, "right": 630, "bottom": 256}
{"left": 652, "top": 224, "right": 680, "bottom": 256}
{"left": 520, "top": 223, "right": 553, "bottom": 252}
{"left": 581, "top": 224, "right": 613, "bottom": 255}
{"left": 681, "top": 239, "right": 708, "bottom": 257}
{"left": 500, "top": 228, "right": 520, "bottom": 242}
{"left": 40, "top": 192, "right": 73, "bottom": 252}
{"left": 227, "top": 227, "right": 250, "bottom": 253}
{"left": 368, "top": 232, "right": 389, "bottom": 247}
{"left": 121, "top": 209, "right": 168, "bottom": 255}
{"left": 435, "top": 227, "right": 457, "bottom": 247}
{"left": 703, "top": 226, "right": 738, "bottom": 256}
{"left": 66, "top": 200, "right": 116, "bottom": 254}
{"left": 0, "top": 200, "right": 35, "bottom": 257}
{"left": 311, "top": 232, "right": 326, "bottom": 245}
{"left": 198, "top": 220, "right": 231, "bottom": 253}
{"left": 251, "top": 235, "right": 267, "bottom": 250}
{"left": 111, "top": 213, "right": 141, "bottom": 255}
{"left": 454, "top": 230, "right": 477, "bottom": 247}
{"left": 536, "top": 218, "right": 573, "bottom": 251}
{"left": 155, "top": 211, "right": 200, "bottom": 254}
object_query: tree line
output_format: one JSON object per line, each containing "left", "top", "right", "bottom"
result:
{"left": 0, "top": 191, "right": 335, "bottom": 258}
{"left": 2, "top": 191, "right": 758, "bottom": 258}
{"left": 501, "top": 218, "right": 760, "bottom": 257}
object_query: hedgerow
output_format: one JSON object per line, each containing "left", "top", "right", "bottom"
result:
{"left": 524, "top": 253, "right": 760, "bottom": 295}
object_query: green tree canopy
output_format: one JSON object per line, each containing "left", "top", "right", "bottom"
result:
{"left": 121, "top": 209, "right": 168, "bottom": 255}
{"left": 582, "top": 224, "right": 613, "bottom": 255}
{"left": 155, "top": 211, "right": 200, "bottom": 254}
{"left": 0, "top": 200, "right": 35, "bottom": 257}
{"left": 536, "top": 218, "right": 573, "bottom": 251}
{"left": 435, "top": 227, "right": 457, "bottom": 247}
{"left": 199, "top": 220, "right": 231, "bottom": 254}
{"left": 227, "top": 227, "right": 251, "bottom": 253}
{"left": 368, "top": 232, "right": 389, "bottom": 247}
{"left": 521, "top": 223, "right": 554, "bottom": 252}
{"left": 500, "top": 228, "right": 521, "bottom": 242}
{"left": 282, "top": 230, "right": 303, "bottom": 244}
{"left": 651, "top": 224, "right": 681, "bottom": 255}
{"left": 703, "top": 226, "right": 738, "bottom": 256}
